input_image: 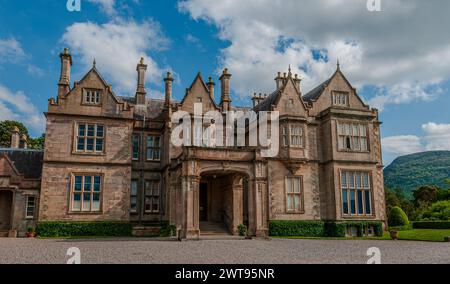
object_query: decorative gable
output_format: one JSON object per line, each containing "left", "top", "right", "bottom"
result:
{"left": 179, "top": 73, "right": 220, "bottom": 114}
{"left": 275, "top": 76, "right": 308, "bottom": 117}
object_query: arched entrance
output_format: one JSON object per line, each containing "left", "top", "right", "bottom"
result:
{"left": 199, "top": 172, "right": 249, "bottom": 236}
{"left": 0, "top": 190, "right": 13, "bottom": 233}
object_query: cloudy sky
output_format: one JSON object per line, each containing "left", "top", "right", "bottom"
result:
{"left": 1, "top": 0, "right": 450, "bottom": 164}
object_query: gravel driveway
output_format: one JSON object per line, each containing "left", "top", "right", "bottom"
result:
{"left": 0, "top": 237, "right": 448, "bottom": 264}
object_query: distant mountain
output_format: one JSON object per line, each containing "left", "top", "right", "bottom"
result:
{"left": 384, "top": 151, "right": 450, "bottom": 197}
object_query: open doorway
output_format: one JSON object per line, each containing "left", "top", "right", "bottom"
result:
{"left": 0, "top": 191, "right": 13, "bottom": 232}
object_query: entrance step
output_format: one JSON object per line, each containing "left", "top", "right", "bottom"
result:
{"left": 0, "top": 231, "right": 8, "bottom": 238}
{"left": 200, "top": 222, "right": 231, "bottom": 236}
{"left": 132, "top": 226, "right": 161, "bottom": 237}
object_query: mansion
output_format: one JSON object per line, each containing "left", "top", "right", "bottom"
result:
{"left": 0, "top": 48, "right": 386, "bottom": 239}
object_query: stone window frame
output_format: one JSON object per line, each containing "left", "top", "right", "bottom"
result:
{"left": 69, "top": 173, "right": 104, "bottom": 214}
{"left": 284, "top": 176, "right": 305, "bottom": 214}
{"left": 130, "top": 179, "right": 138, "bottom": 214}
{"left": 82, "top": 88, "right": 102, "bottom": 106}
{"left": 332, "top": 91, "right": 350, "bottom": 107}
{"left": 339, "top": 170, "right": 375, "bottom": 219}
{"left": 25, "top": 196, "right": 36, "bottom": 219}
{"left": 281, "top": 123, "right": 305, "bottom": 149}
{"left": 74, "top": 122, "right": 106, "bottom": 155}
{"left": 144, "top": 179, "right": 160, "bottom": 214}
{"left": 336, "top": 121, "right": 370, "bottom": 153}
{"left": 146, "top": 135, "right": 161, "bottom": 161}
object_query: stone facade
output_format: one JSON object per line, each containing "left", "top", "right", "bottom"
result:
{"left": 36, "top": 49, "right": 386, "bottom": 240}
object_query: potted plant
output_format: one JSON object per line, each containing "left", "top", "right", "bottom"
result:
{"left": 26, "top": 227, "right": 36, "bottom": 238}
{"left": 389, "top": 230, "right": 398, "bottom": 240}
{"left": 237, "top": 224, "right": 247, "bottom": 237}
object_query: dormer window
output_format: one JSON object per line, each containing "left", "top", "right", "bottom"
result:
{"left": 83, "top": 89, "right": 102, "bottom": 105}
{"left": 333, "top": 92, "right": 349, "bottom": 107}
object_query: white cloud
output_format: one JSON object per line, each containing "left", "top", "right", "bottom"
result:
{"left": 87, "top": 0, "right": 117, "bottom": 16}
{"left": 0, "top": 38, "right": 26, "bottom": 63}
{"left": 382, "top": 135, "right": 424, "bottom": 156}
{"left": 422, "top": 122, "right": 450, "bottom": 151}
{"left": 179, "top": 0, "right": 450, "bottom": 109}
{"left": 61, "top": 19, "right": 170, "bottom": 95}
{"left": 0, "top": 84, "right": 45, "bottom": 133}
{"left": 383, "top": 122, "right": 450, "bottom": 160}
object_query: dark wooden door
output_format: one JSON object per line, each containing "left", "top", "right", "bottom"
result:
{"left": 199, "top": 183, "right": 208, "bottom": 221}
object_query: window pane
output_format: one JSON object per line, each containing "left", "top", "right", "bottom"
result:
{"left": 358, "top": 190, "right": 364, "bottom": 214}
{"left": 365, "top": 191, "right": 371, "bottom": 214}
{"left": 356, "top": 172, "right": 362, "bottom": 188}
{"left": 145, "top": 197, "right": 152, "bottom": 211}
{"left": 286, "top": 178, "right": 292, "bottom": 193}
{"left": 74, "top": 176, "right": 82, "bottom": 191}
{"left": 87, "top": 125, "right": 95, "bottom": 137}
{"left": 293, "top": 178, "right": 301, "bottom": 193}
{"left": 348, "top": 172, "right": 355, "bottom": 188}
{"left": 294, "top": 195, "right": 301, "bottom": 211}
{"left": 341, "top": 172, "right": 347, "bottom": 188}
{"left": 87, "top": 139, "right": 94, "bottom": 151}
{"left": 287, "top": 195, "right": 293, "bottom": 211}
{"left": 84, "top": 176, "right": 92, "bottom": 192}
{"left": 342, "top": 189, "right": 348, "bottom": 214}
{"left": 78, "top": 125, "right": 86, "bottom": 136}
{"left": 153, "top": 198, "right": 159, "bottom": 212}
{"left": 96, "top": 125, "right": 104, "bottom": 137}
{"left": 130, "top": 197, "right": 137, "bottom": 211}
{"left": 77, "top": 138, "right": 85, "bottom": 151}
{"left": 83, "top": 193, "right": 91, "bottom": 211}
{"left": 363, "top": 173, "right": 370, "bottom": 188}
{"left": 350, "top": 190, "right": 356, "bottom": 214}
{"left": 94, "top": 176, "right": 101, "bottom": 192}
{"left": 92, "top": 194, "right": 100, "bottom": 211}
{"left": 133, "top": 135, "right": 139, "bottom": 159}
{"left": 131, "top": 181, "right": 138, "bottom": 195}
{"left": 73, "top": 194, "right": 81, "bottom": 211}
{"left": 96, "top": 139, "right": 104, "bottom": 152}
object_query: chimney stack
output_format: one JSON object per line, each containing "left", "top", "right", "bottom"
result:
{"left": 275, "top": 72, "right": 283, "bottom": 89}
{"left": 10, "top": 126, "right": 20, "bottom": 149}
{"left": 164, "top": 72, "right": 174, "bottom": 108}
{"left": 207, "top": 77, "right": 215, "bottom": 102}
{"left": 252, "top": 92, "right": 266, "bottom": 107}
{"left": 219, "top": 68, "right": 232, "bottom": 112}
{"left": 58, "top": 48, "right": 72, "bottom": 98}
{"left": 135, "top": 57, "right": 148, "bottom": 105}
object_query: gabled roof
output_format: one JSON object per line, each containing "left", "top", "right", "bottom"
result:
{"left": 0, "top": 148, "right": 44, "bottom": 179}
{"left": 180, "top": 72, "right": 220, "bottom": 109}
{"left": 302, "top": 77, "right": 332, "bottom": 102}
{"left": 253, "top": 74, "right": 307, "bottom": 112}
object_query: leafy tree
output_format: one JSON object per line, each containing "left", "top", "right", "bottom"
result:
{"left": 388, "top": 206, "right": 410, "bottom": 227}
{"left": 385, "top": 187, "right": 415, "bottom": 220}
{"left": 413, "top": 185, "right": 439, "bottom": 206}
{"left": 28, "top": 134, "right": 45, "bottom": 150}
{"left": 0, "top": 120, "right": 29, "bottom": 148}
{"left": 416, "top": 200, "right": 450, "bottom": 221}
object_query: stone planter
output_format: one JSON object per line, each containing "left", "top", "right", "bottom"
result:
{"left": 389, "top": 230, "right": 399, "bottom": 240}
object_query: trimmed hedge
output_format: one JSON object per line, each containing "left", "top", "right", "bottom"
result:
{"left": 37, "top": 222, "right": 133, "bottom": 238}
{"left": 413, "top": 221, "right": 450, "bottom": 230}
{"left": 325, "top": 221, "right": 383, "bottom": 237}
{"left": 269, "top": 220, "right": 383, "bottom": 238}
{"left": 269, "top": 221, "right": 325, "bottom": 237}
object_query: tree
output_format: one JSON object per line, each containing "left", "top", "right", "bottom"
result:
{"left": 388, "top": 206, "right": 410, "bottom": 227}
{"left": 416, "top": 200, "right": 450, "bottom": 221}
{"left": 385, "top": 187, "right": 415, "bottom": 220}
{"left": 413, "top": 185, "right": 439, "bottom": 206}
{"left": 28, "top": 134, "right": 45, "bottom": 150}
{"left": 0, "top": 120, "right": 29, "bottom": 148}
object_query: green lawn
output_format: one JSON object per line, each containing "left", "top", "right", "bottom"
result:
{"left": 395, "top": 229, "right": 450, "bottom": 242}
{"left": 274, "top": 229, "right": 450, "bottom": 242}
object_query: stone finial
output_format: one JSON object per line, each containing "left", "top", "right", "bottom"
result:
{"left": 140, "top": 57, "right": 145, "bottom": 65}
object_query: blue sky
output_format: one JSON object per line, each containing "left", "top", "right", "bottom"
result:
{"left": 1, "top": 0, "right": 450, "bottom": 165}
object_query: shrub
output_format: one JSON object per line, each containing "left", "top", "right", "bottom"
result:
{"left": 413, "top": 221, "right": 450, "bottom": 229}
{"left": 269, "top": 221, "right": 325, "bottom": 237}
{"left": 160, "top": 221, "right": 177, "bottom": 237}
{"left": 416, "top": 200, "right": 450, "bottom": 221}
{"left": 325, "top": 221, "right": 383, "bottom": 237}
{"left": 388, "top": 206, "right": 409, "bottom": 227}
{"left": 237, "top": 224, "right": 248, "bottom": 237}
{"left": 37, "top": 222, "right": 133, "bottom": 238}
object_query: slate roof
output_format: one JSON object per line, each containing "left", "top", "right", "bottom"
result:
{"left": 120, "top": 97, "right": 173, "bottom": 120}
{"left": 302, "top": 77, "right": 332, "bottom": 102}
{"left": 252, "top": 89, "right": 281, "bottom": 112}
{"left": 0, "top": 148, "right": 44, "bottom": 179}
